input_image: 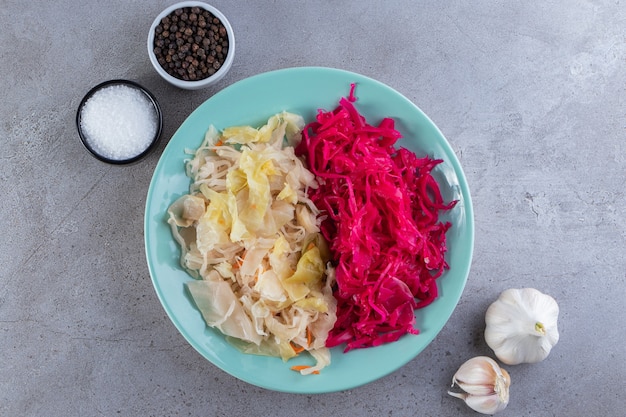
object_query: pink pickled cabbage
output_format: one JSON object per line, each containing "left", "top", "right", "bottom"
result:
{"left": 296, "top": 85, "right": 456, "bottom": 351}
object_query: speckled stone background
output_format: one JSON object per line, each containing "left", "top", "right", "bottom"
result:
{"left": 1, "top": 1, "right": 624, "bottom": 416}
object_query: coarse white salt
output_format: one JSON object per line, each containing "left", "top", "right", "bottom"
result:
{"left": 80, "top": 84, "right": 158, "bottom": 161}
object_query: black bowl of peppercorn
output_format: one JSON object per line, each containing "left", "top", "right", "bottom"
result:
{"left": 148, "top": 2, "right": 235, "bottom": 90}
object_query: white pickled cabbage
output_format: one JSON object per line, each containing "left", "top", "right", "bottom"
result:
{"left": 187, "top": 271, "right": 263, "bottom": 345}
{"left": 167, "top": 112, "right": 336, "bottom": 374}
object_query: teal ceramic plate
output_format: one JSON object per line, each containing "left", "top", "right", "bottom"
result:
{"left": 144, "top": 67, "right": 474, "bottom": 393}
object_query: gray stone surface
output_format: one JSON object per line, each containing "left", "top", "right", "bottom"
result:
{"left": 1, "top": 1, "right": 624, "bottom": 416}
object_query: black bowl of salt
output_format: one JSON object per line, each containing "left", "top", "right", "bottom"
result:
{"left": 76, "top": 80, "right": 162, "bottom": 164}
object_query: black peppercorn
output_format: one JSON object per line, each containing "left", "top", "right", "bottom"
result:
{"left": 153, "top": 6, "right": 230, "bottom": 82}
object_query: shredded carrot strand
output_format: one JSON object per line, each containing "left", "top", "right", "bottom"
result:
{"left": 290, "top": 365, "right": 319, "bottom": 375}
{"left": 233, "top": 259, "right": 242, "bottom": 269}
{"left": 233, "top": 251, "right": 246, "bottom": 269}
{"left": 290, "top": 342, "right": 305, "bottom": 354}
{"left": 306, "top": 327, "right": 313, "bottom": 347}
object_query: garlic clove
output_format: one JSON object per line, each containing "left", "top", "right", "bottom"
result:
{"left": 452, "top": 356, "right": 503, "bottom": 396}
{"left": 448, "top": 356, "right": 510, "bottom": 415}
{"left": 464, "top": 393, "right": 509, "bottom": 415}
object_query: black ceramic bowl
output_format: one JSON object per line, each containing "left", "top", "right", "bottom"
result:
{"left": 76, "top": 79, "right": 163, "bottom": 164}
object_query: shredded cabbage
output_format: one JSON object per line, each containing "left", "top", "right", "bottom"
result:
{"left": 167, "top": 91, "right": 456, "bottom": 370}
{"left": 168, "top": 112, "right": 337, "bottom": 374}
{"left": 296, "top": 87, "right": 457, "bottom": 352}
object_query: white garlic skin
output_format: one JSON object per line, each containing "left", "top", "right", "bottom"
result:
{"left": 485, "top": 288, "right": 560, "bottom": 365}
{"left": 448, "top": 356, "right": 511, "bottom": 415}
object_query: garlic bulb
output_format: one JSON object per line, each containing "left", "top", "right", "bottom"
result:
{"left": 485, "top": 288, "right": 560, "bottom": 365}
{"left": 448, "top": 356, "right": 510, "bottom": 415}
